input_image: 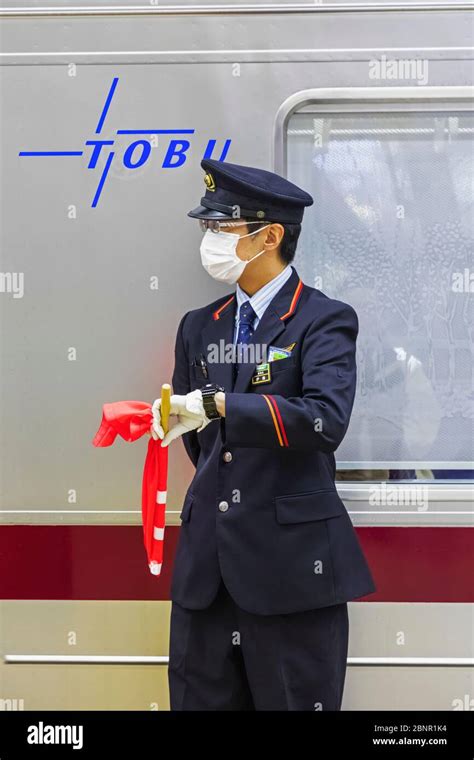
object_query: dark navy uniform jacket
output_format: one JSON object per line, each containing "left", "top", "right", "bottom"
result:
{"left": 171, "top": 265, "right": 376, "bottom": 615}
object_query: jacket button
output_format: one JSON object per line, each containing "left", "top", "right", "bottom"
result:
{"left": 218, "top": 501, "right": 229, "bottom": 512}
{"left": 223, "top": 451, "right": 232, "bottom": 463}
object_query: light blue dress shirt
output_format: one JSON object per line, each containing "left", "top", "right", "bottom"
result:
{"left": 233, "top": 264, "right": 293, "bottom": 345}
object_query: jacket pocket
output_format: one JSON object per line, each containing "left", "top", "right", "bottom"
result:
{"left": 268, "top": 355, "right": 297, "bottom": 374}
{"left": 274, "top": 488, "right": 345, "bottom": 524}
{"left": 179, "top": 491, "right": 194, "bottom": 523}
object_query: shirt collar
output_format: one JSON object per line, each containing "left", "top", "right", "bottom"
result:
{"left": 235, "top": 264, "right": 293, "bottom": 322}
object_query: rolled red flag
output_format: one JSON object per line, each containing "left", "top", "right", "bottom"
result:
{"left": 92, "top": 400, "right": 168, "bottom": 576}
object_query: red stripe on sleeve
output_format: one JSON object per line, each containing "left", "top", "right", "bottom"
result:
{"left": 267, "top": 395, "right": 289, "bottom": 447}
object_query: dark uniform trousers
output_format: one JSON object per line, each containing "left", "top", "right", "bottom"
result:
{"left": 167, "top": 266, "right": 376, "bottom": 710}
{"left": 168, "top": 578, "right": 349, "bottom": 711}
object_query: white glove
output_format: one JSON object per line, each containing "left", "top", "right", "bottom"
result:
{"left": 151, "top": 389, "right": 212, "bottom": 447}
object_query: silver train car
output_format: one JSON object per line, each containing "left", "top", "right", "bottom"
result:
{"left": 0, "top": 0, "right": 473, "bottom": 711}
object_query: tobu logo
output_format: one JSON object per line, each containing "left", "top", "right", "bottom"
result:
{"left": 18, "top": 77, "right": 231, "bottom": 208}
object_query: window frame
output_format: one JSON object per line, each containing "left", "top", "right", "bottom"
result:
{"left": 273, "top": 85, "right": 474, "bottom": 175}
{"left": 274, "top": 86, "right": 474, "bottom": 510}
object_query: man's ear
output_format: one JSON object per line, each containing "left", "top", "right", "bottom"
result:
{"left": 265, "top": 223, "right": 285, "bottom": 249}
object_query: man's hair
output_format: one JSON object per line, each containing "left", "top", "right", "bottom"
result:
{"left": 245, "top": 219, "right": 302, "bottom": 265}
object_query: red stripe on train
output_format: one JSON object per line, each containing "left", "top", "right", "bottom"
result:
{"left": 0, "top": 526, "right": 472, "bottom": 602}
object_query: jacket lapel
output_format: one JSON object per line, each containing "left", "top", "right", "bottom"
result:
{"left": 233, "top": 266, "right": 304, "bottom": 393}
{"left": 201, "top": 294, "right": 236, "bottom": 391}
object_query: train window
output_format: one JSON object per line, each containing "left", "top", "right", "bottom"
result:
{"left": 284, "top": 106, "right": 473, "bottom": 483}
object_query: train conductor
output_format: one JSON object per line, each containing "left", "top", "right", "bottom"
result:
{"left": 151, "top": 158, "right": 376, "bottom": 711}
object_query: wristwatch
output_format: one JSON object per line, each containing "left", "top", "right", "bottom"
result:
{"left": 200, "top": 383, "right": 225, "bottom": 419}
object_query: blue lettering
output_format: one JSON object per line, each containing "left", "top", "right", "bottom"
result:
{"left": 123, "top": 140, "right": 151, "bottom": 168}
{"left": 162, "top": 140, "right": 190, "bottom": 168}
{"left": 85, "top": 140, "right": 114, "bottom": 168}
{"left": 203, "top": 139, "right": 231, "bottom": 161}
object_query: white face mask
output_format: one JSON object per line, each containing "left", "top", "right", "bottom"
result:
{"left": 200, "top": 225, "right": 270, "bottom": 285}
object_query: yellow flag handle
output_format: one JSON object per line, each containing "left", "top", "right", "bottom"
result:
{"left": 160, "top": 383, "right": 171, "bottom": 435}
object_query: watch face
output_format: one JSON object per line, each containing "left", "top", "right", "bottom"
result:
{"left": 203, "top": 384, "right": 221, "bottom": 395}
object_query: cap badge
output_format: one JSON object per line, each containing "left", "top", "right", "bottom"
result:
{"left": 257, "top": 210, "right": 265, "bottom": 218}
{"left": 204, "top": 172, "right": 216, "bottom": 192}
